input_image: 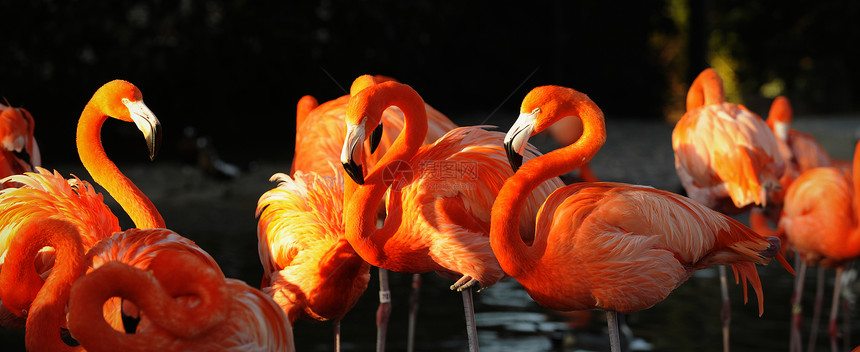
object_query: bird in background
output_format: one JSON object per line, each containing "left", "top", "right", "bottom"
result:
{"left": 545, "top": 113, "right": 600, "bottom": 183}
{"left": 68, "top": 239, "right": 295, "bottom": 351}
{"left": 0, "top": 101, "right": 40, "bottom": 189}
{"left": 256, "top": 165, "right": 370, "bottom": 351}
{"left": 778, "top": 140, "right": 860, "bottom": 352}
{"left": 494, "top": 84, "right": 794, "bottom": 352}
{"left": 340, "top": 81, "right": 564, "bottom": 351}
{"left": 0, "top": 80, "right": 164, "bottom": 328}
{"left": 672, "top": 68, "right": 785, "bottom": 351}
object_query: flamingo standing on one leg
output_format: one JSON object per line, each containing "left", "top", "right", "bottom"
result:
{"left": 778, "top": 141, "right": 860, "bottom": 352}
{"left": 0, "top": 80, "right": 164, "bottom": 328}
{"left": 0, "top": 101, "right": 40, "bottom": 189}
{"left": 340, "top": 81, "right": 564, "bottom": 351}
{"left": 672, "top": 68, "right": 785, "bottom": 351}
{"left": 256, "top": 167, "right": 370, "bottom": 351}
{"left": 493, "top": 85, "right": 793, "bottom": 352}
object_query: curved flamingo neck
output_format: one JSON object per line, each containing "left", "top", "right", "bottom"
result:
{"left": 490, "top": 96, "right": 606, "bottom": 278}
{"left": 686, "top": 68, "right": 726, "bottom": 111}
{"left": 344, "top": 85, "right": 428, "bottom": 267}
{"left": 68, "top": 251, "right": 230, "bottom": 351}
{"left": 77, "top": 101, "right": 164, "bottom": 229}
{"left": 0, "top": 219, "right": 85, "bottom": 352}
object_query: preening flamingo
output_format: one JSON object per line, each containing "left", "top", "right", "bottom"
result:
{"left": 778, "top": 141, "right": 860, "bottom": 352}
{"left": 672, "top": 68, "right": 785, "bottom": 351}
{"left": 256, "top": 167, "right": 370, "bottom": 350}
{"left": 340, "top": 81, "right": 563, "bottom": 351}
{"left": 0, "top": 219, "right": 84, "bottom": 351}
{"left": 0, "top": 80, "right": 164, "bottom": 327}
{"left": 493, "top": 85, "right": 793, "bottom": 352}
{"left": 68, "top": 250, "right": 295, "bottom": 352}
{"left": 0, "top": 101, "right": 40, "bottom": 189}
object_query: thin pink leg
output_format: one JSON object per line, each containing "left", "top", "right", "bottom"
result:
{"left": 829, "top": 267, "right": 844, "bottom": 352}
{"left": 376, "top": 268, "right": 391, "bottom": 352}
{"left": 807, "top": 266, "right": 825, "bottom": 352}
{"left": 791, "top": 261, "right": 808, "bottom": 352}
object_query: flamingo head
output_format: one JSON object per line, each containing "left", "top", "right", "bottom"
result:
{"left": 341, "top": 81, "right": 416, "bottom": 184}
{"left": 95, "top": 80, "right": 162, "bottom": 160}
{"left": 505, "top": 85, "right": 592, "bottom": 171}
{"left": 766, "top": 96, "right": 793, "bottom": 142}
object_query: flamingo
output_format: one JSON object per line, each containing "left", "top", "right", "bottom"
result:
{"left": 256, "top": 167, "right": 370, "bottom": 350}
{"left": 0, "top": 101, "right": 40, "bottom": 189}
{"left": 340, "top": 81, "right": 564, "bottom": 351}
{"left": 288, "top": 74, "right": 456, "bottom": 350}
{"left": 0, "top": 79, "right": 163, "bottom": 327}
{"left": 778, "top": 141, "right": 860, "bottom": 352}
{"left": 492, "top": 84, "right": 793, "bottom": 352}
{"left": 672, "top": 68, "right": 785, "bottom": 351}
{"left": 66, "top": 239, "right": 294, "bottom": 351}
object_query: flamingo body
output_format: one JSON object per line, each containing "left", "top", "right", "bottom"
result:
{"left": 256, "top": 169, "right": 370, "bottom": 323}
{"left": 672, "top": 69, "right": 784, "bottom": 214}
{"left": 0, "top": 102, "right": 40, "bottom": 189}
{"left": 380, "top": 126, "right": 562, "bottom": 287}
{"left": 517, "top": 182, "right": 773, "bottom": 314}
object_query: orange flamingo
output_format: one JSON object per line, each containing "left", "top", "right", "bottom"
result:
{"left": 0, "top": 219, "right": 85, "bottom": 351}
{"left": 289, "top": 74, "right": 456, "bottom": 350}
{"left": 68, "top": 247, "right": 295, "bottom": 351}
{"left": 0, "top": 101, "right": 40, "bottom": 189}
{"left": 778, "top": 141, "right": 860, "bottom": 352}
{"left": 492, "top": 85, "right": 793, "bottom": 352}
{"left": 672, "top": 68, "right": 785, "bottom": 350}
{"left": 0, "top": 80, "right": 164, "bottom": 327}
{"left": 256, "top": 167, "right": 370, "bottom": 350}
{"left": 340, "top": 81, "right": 563, "bottom": 351}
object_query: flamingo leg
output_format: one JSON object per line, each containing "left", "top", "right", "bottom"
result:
{"left": 334, "top": 319, "right": 341, "bottom": 352}
{"left": 376, "top": 268, "right": 391, "bottom": 352}
{"left": 829, "top": 267, "right": 844, "bottom": 352}
{"left": 807, "top": 266, "right": 825, "bottom": 352}
{"left": 606, "top": 310, "right": 621, "bottom": 352}
{"left": 461, "top": 286, "right": 480, "bottom": 352}
{"left": 407, "top": 273, "right": 422, "bottom": 352}
{"left": 791, "top": 261, "right": 808, "bottom": 352}
{"left": 718, "top": 265, "right": 731, "bottom": 352}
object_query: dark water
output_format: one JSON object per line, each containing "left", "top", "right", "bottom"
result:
{"left": 2, "top": 117, "right": 859, "bottom": 351}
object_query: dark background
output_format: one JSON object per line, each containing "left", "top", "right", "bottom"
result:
{"left": 1, "top": 0, "right": 858, "bottom": 167}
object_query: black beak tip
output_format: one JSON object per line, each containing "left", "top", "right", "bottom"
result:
{"left": 504, "top": 142, "right": 523, "bottom": 172}
{"left": 342, "top": 160, "right": 365, "bottom": 185}
{"left": 369, "top": 122, "right": 383, "bottom": 154}
{"left": 148, "top": 123, "right": 163, "bottom": 161}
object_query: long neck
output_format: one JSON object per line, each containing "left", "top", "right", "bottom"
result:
{"left": 68, "top": 252, "right": 230, "bottom": 351}
{"left": 490, "top": 101, "right": 606, "bottom": 278}
{"left": 852, "top": 142, "right": 860, "bottom": 245}
{"left": 344, "top": 90, "right": 428, "bottom": 267}
{"left": 0, "top": 220, "right": 86, "bottom": 352}
{"left": 686, "top": 68, "right": 726, "bottom": 111}
{"left": 77, "top": 103, "right": 164, "bottom": 229}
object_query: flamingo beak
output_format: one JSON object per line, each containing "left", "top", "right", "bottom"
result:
{"left": 369, "top": 121, "right": 383, "bottom": 154}
{"left": 504, "top": 110, "right": 537, "bottom": 172}
{"left": 123, "top": 99, "right": 162, "bottom": 161}
{"left": 341, "top": 120, "right": 366, "bottom": 184}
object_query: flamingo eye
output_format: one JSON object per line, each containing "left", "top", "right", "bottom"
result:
{"left": 531, "top": 107, "right": 541, "bottom": 115}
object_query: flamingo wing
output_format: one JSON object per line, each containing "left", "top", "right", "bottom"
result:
{"left": 256, "top": 169, "right": 370, "bottom": 322}
{"left": 530, "top": 182, "right": 778, "bottom": 314}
